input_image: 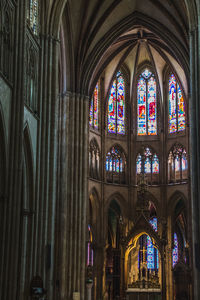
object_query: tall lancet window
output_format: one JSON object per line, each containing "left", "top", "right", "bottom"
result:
{"left": 28, "top": 0, "right": 39, "bottom": 35}
{"left": 147, "top": 217, "right": 159, "bottom": 270}
{"left": 89, "top": 82, "right": 99, "bottom": 130}
{"left": 108, "top": 71, "right": 125, "bottom": 135}
{"left": 137, "top": 69, "right": 157, "bottom": 136}
{"left": 172, "top": 233, "right": 179, "bottom": 267}
{"left": 169, "top": 74, "right": 185, "bottom": 133}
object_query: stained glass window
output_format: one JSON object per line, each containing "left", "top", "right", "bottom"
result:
{"left": 168, "top": 144, "right": 187, "bottom": 182}
{"left": 147, "top": 218, "right": 159, "bottom": 270}
{"left": 137, "top": 69, "right": 157, "bottom": 136}
{"left": 145, "top": 157, "right": 151, "bottom": 174}
{"left": 136, "top": 147, "right": 159, "bottom": 184}
{"left": 28, "top": 0, "right": 39, "bottom": 35}
{"left": 152, "top": 154, "right": 159, "bottom": 173}
{"left": 108, "top": 71, "right": 125, "bottom": 134}
{"left": 90, "top": 83, "right": 99, "bottom": 130}
{"left": 136, "top": 155, "right": 142, "bottom": 174}
{"left": 169, "top": 74, "right": 185, "bottom": 133}
{"left": 172, "top": 233, "right": 178, "bottom": 267}
{"left": 106, "top": 146, "right": 126, "bottom": 183}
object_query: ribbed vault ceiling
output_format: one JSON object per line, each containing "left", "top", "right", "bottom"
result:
{"left": 59, "top": 0, "right": 190, "bottom": 94}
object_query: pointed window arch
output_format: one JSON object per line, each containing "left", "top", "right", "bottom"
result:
{"left": 106, "top": 146, "right": 126, "bottom": 184}
{"left": 89, "top": 139, "right": 100, "bottom": 180}
{"left": 168, "top": 144, "right": 187, "bottom": 183}
{"left": 27, "top": 0, "right": 39, "bottom": 35}
{"left": 137, "top": 69, "right": 157, "bottom": 136}
{"left": 108, "top": 71, "right": 125, "bottom": 135}
{"left": 172, "top": 233, "right": 179, "bottom": 267}
{"left": 89, "top": 82, "right": 100, "bottom": 130}
{"left": 147, "top": 217, "right": 159, "bottom": 270}
{"left": 136, "top": 147, "right": 159, "bottom": 184}
{"left": 169, "top": 74, "right": 185, "bottom": 133}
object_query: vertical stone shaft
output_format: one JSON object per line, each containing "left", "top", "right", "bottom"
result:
{"left": 58, "top": 92, "right": 88, "bottom": 300}
{"left": 190, "top": 26, "right": 200, "bottom": 300}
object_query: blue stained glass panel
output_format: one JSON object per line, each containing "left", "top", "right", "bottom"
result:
{"left": 172, "top": 233, "right": 178, "bottom": 267}
{"left": 136, "top": 155, "right": 142, "bottom": 174}
{"left": 142, "top": 69, "right": 152, "bottom": 79}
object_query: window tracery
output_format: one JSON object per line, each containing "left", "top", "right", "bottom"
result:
{"left": 136, "top": 147, "right": 159, "bottom": 184}
{"left": 169, "top": 74, "right": 185, "bottom": 133}
{"left": 168, "top": 144, "right": 187, "bottom": 183}
{"left": 137, "top": 68, "right": 157, "bottom": 136}
{"left": 89, "top": 139, "right": 100, "bottom": 180}
{"left": 106, "top": 146, "right": 126, "bottom": 184}
{"left": 89, "top": 82, "right": 99, "bottom": 130}
{"left": 108, "top": 71, "right": 125, "bottom": 135}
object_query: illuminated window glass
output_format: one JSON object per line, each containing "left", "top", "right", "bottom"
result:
{"left": 168, "top": 144, "right": 187, "bottom": 182}
{"left": 152, "top": 154, "right": 159, "bottom": 174}
{"left": 89, "top": 83, "right": 99, "bottom": 130}
{"left": 145, "top": 157, "right": 151, "bottom": 174}
{"left": 147, "top": 218, "right": 159, "bottom": 270}
{"left": 169, "top": 74, "right": 185, "bottom": 133}
{"left": 108, "top": 71, "right": 125, "bottom": 134}
{"left": 136, "top": 147, "right": 159, "bottom": 184}
{"left": 136, "top": 154, "right": 142, "bottom": 174}
{"left": 106, "top": 146, "right": 126, "bottom": 183}
{"left": 172, "top": 233, "right": 178, "bottom": 267}
{"left": 137, "top": 69, "right": 157, "bottom": 136}
{"left": 28, "top": 0, "right": 39, "bottom": 35}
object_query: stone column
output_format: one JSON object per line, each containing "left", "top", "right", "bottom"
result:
{"left": 86, "top": 282, "right": 93, "bottom": 300}
{"left": 161, "top": 245, "right": 167, "bottom": 300}
{"left": 56, "top": 92, "right": 89, "bottom": 300}
{"left": 189, "top": 25, "right": 200, "bottom": 300}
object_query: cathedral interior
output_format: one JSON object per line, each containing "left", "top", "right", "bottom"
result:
{"left": 0, "top": 0, "right": 200, "bottom": 300}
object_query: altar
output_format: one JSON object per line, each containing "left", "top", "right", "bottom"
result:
{"left": 126, "top": 288, "right": 161, "bottom": 300}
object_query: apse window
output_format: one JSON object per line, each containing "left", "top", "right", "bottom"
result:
{"left": 169, "top": 74, "right": 185, "bottom": 134}
{"left": 136, "top": 147, "right": 159, "bottom": 185}
{"left": 106, "top": 146, "right": 126, "bottom": 184}
{"left": 168, "top": 144, "right": 187, "bottom": 183}
{"left": 137, "top": 69, "right": 157, "bottom": 136}
{"left": 108, "top": 71, "right": 125, "bottom": 135}
{"left": 89, "top": 82, "right": 100, "bottom": 130}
